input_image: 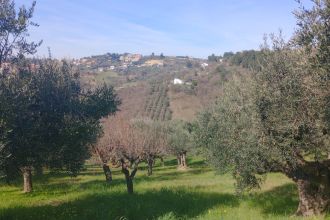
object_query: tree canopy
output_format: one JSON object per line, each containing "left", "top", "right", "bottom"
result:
{"left": 0, "top": 59, "right": 120, "bottom": 192}
{"left": 0, "top": 0, "right": 42, "bottom": 65}
{"left": 168, "top": 120, "right": 193, "bottom": 169}
{"left": 195, "top": 0, "right": 330, "bottom": 216}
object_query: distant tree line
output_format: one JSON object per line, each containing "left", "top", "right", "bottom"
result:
{"left": 208, "top": 50, "right": 263, "bottom": 69}
{"left": 227, "top": 50, "right": 262, "bottom": 69}
{"left": 207, "top": 54, "right": 222, "bottom": 62}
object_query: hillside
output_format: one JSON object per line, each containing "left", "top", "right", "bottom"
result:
{"left": 79, "top": 53, "right": 246, "bottom": 122}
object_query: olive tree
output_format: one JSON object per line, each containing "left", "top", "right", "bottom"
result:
{"left": 0, "top": 0, "right": 42, "bottom": 66}
{"left": 168, "top": 120, "right": 193, "bottom": 169}
{"left": 195, "top": 1, "right": 330, "bottom": 216}
{"left": 0, "top": 59, "right": 120, "bottom": 192}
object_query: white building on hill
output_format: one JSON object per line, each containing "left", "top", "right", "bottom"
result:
{"left": 173, "top": 78, "right": 184, "bottom": 85}
{"left": 201, "top": 63, "right": 209, "bottom": 69}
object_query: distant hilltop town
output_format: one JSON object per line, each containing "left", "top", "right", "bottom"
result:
{"left": 1, "top": 51, "right": 229, "bottom": 78}
{"left": 71, "top": 52, "right": 210, "bottom": 74}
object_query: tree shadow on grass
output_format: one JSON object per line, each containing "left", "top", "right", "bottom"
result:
{"left": 164, "top": 158, "right": 177, "bottom": 166}
{"left": 135, "top": 167, "right": 213, "bottom": 184}
{"left": 77, "top": 169, "right": 123, "bottom": 177}
{"left": 0, "top": 164, "right": 199, "bottom": 190}
{"left": 186, "top": 158, "right": 207, "bottom": 168}
{"left": 0, "top": 188, "right": 239, "bottom": 220}
{"left": 160, "top": 158, "right": 207, "bottom": 169}
{"left": 249, "top": 183, "right": 299, "bottom": 216}
{"left": 250, "top": 183, "right": 330, "bottom": 217}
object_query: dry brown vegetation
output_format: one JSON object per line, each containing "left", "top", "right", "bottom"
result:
{"left": 116, "top": 82, "right": 148, "bottom": 119}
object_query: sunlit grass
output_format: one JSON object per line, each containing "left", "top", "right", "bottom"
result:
{"left": 0, "top": 158, "right": 328, "bottom": 220}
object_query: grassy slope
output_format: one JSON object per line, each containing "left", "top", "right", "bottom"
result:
{"left": 0, "top": 158, "right": 328, "bottom": 220}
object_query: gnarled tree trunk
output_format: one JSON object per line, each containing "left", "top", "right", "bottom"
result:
{"left": 177, "top": 155, "right": 181, "bottom": 167}
{"left": 22, "top": 166, "right": 33, "bottom": 193}
{"left": 285, "top": 160, "right": 330, "bottom": 216}
{"left": 102, "top": 163, "right": 112, "bottom": 183}
{"left": 125, "top": 175, "right": 134, "bottom": 194}
{"left": 295, "top": 179, "right": 330, "bottom": 216}
{"left": 121, "top": 160, "right": 138, "bottom": 194}
{"left": 147, "top": 158, "right": 154, "bottom": 176}
{"left": 177, "top": 152, "right": 188, "bottom": 169}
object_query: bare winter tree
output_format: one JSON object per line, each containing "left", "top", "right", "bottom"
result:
{"left": 92, "top": 119, "right": 118, "bottom": 183}
{"left": 96, "top": 116, "right": 145, "bottom": 193}
{"left": 114, "top": 118, "right": 145, "bottom": 194}
{"left": 134, "top": 119, "right": 168, "bottom": 176}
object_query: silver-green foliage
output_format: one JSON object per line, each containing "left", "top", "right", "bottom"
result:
{"left": 194, "top": 0, "right": 330, "bottom": 215}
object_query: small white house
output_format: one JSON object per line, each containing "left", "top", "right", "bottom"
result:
{"left": 201, "top": 63, "right": 209, "bottom": 69}
{"left": 173, "top": 78, "right": 184, "bottom": 85}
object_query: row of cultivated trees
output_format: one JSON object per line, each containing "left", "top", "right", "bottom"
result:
{"left": 142, "top": 80, "right": 172, "bottom": 121}
{"left": 92, "top": 116, "right": 194, "bottom": 193}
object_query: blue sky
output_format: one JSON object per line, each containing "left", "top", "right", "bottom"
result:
{"left": 16, "top": 0, "right": 309, "bottom": 58}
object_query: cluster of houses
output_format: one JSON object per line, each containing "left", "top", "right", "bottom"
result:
{"left": 70, "top": 53, "right": 211, "bottom": 75}
{"left": 119, "top": 54, "right": 142, "bottom": 63}
{"left": 74, "top": 53, "right": 144, "bottom": 72}
{"left": 93, "top": 57, "right": 165, "bottom": 72}
{"left": 73, "top": 53, "right": 141, "bottom": 68}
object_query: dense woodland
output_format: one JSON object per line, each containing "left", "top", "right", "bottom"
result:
{"left": 0, "top": 0, "right": 329, "bottom": 219}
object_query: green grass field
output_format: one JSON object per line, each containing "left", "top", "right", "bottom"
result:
{"left": 0, "top": 158, "right": 329, "bottom": 220}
